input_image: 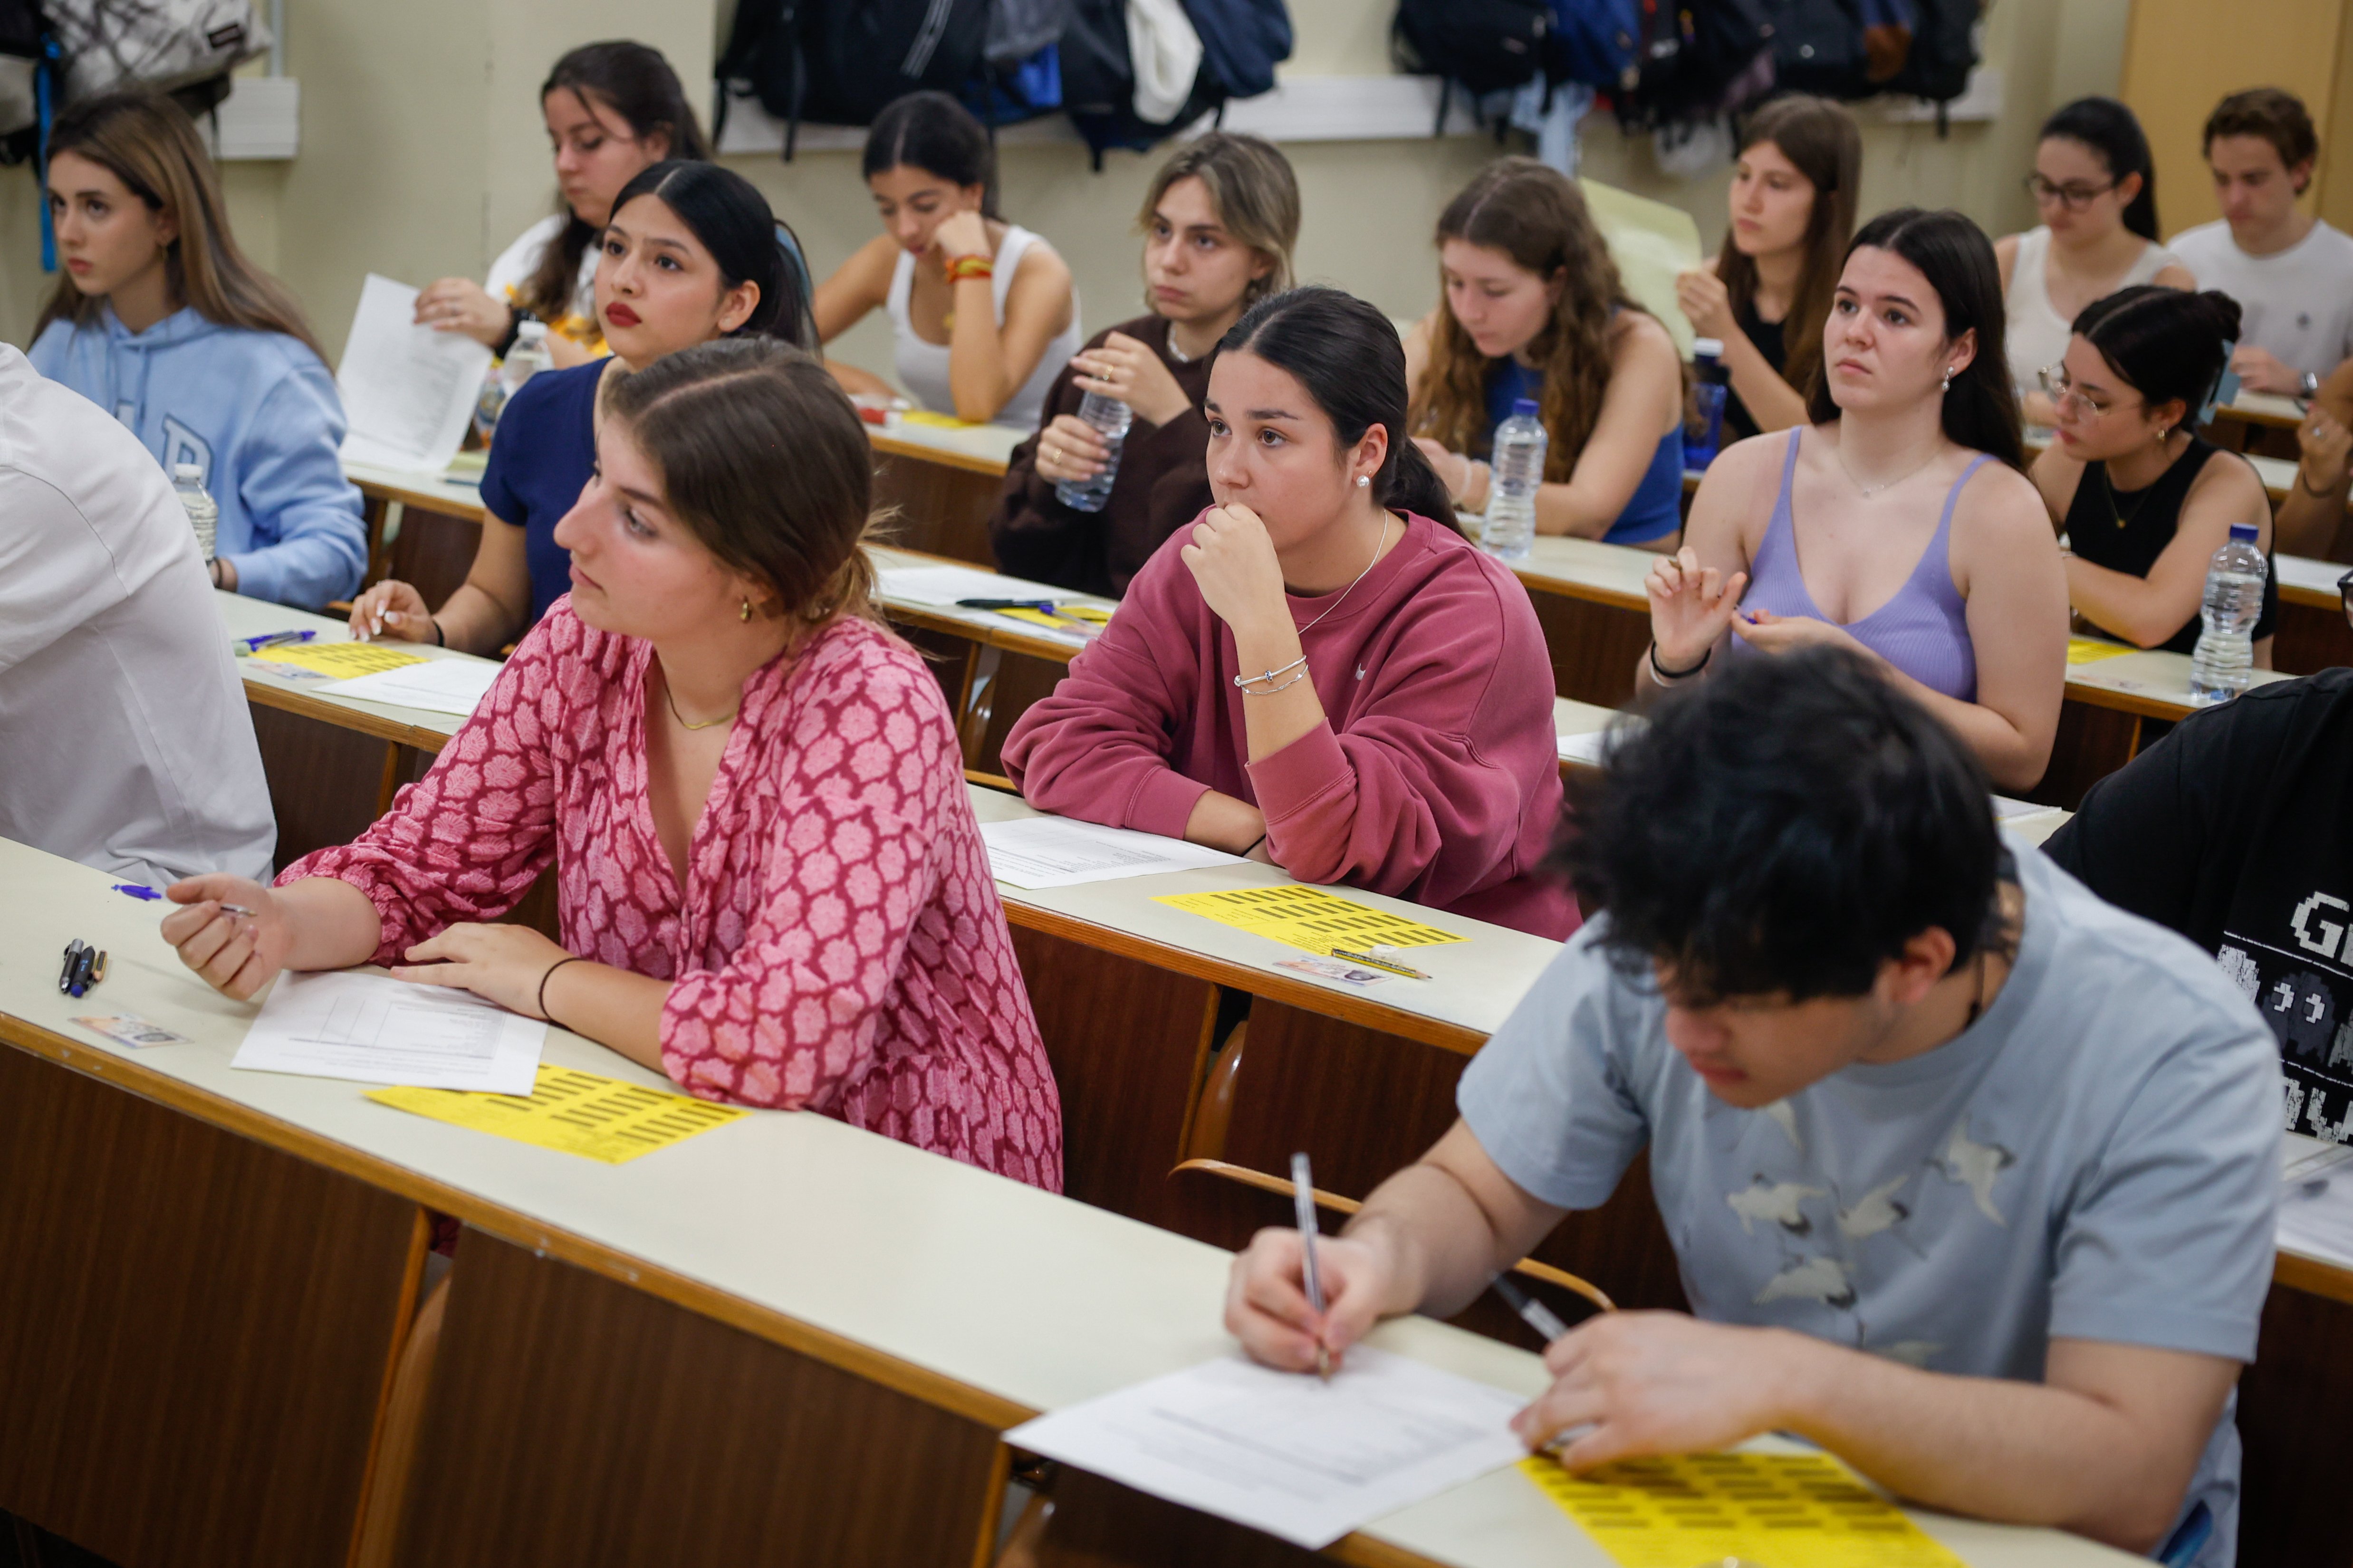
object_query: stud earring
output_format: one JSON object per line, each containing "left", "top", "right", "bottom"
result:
{"left": 1355, "top": 475, "right": 1370, "bottom": 488}
{"left": 1941, "top": 368, "right": 1954, "bottom": 392}
{"left": 740, "top": 598, "right": 753, "bottom": 622}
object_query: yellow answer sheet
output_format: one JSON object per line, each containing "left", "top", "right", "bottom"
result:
{"left": 1154, "top": 884, "right": 1467, "bottom": 955}
{"left": 368, "top": 1064, "right": 748, "bottom": 1165}
{"left": 250, "top": 643, "right": 429, "bottom": 679}
{"left": 2065, "top": 636, "right": 2139, "bottom": 666}
{"left": 1520, "top": 1452, "right": 1965, "bottom": 1568}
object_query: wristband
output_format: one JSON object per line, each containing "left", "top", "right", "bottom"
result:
{"left": 944, "top": 254, "right": 994, "bottom": 283}
{"left": 493, "top": 307, "right": 528, "bottom": 358}
{"left": 1648, "top": 641, "right": 1712, "bottom": 682}
{"left": 428, "top": 616, "right": 446, "bottom": 648}
{"left": 538, "top": 956, "right": 586, "bottom": 1027}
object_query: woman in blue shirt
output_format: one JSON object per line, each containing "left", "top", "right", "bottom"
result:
{"left": 352, "top": 162, "right": 813, "bottom": 651}
{"left": 1403, "top": 157, "right": 1686, "bottom": 551}
{"left": 33, "top": 91, "right": 365, "bottom": 610}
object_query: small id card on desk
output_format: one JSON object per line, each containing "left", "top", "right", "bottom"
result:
{"left": 73, "top": 1013, "right": 191, "bottom": 1049}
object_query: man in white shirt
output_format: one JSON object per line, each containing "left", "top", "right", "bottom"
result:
{"left": 2169, "top": 87, "right": 2353, "bottom": 398}
{"left": 0, "top": 344, "right": 275, "bottom": 887}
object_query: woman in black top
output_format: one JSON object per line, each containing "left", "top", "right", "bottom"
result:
{"left": 1673, "top": 96, "right": 1860, "bottom": 442}
{"left": 2029, "top": 286, "right": 2276, "bottom": 661}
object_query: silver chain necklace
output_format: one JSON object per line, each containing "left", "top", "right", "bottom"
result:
{"left": 1295, "top": 513, "right": 1391, "bottom": 638}
{"left": 1831, "top": 437, "right": 1944, "bottom": 498}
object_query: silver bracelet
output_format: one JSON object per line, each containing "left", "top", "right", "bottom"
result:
{"left": 1233, "top": 654, "right": 1307, "bottom": 692}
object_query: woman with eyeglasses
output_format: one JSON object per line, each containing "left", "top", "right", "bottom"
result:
{"left": 1998, "top": 98, "right": 2192, "bottom": 426}
{"left": 2029, "top": 286, "right": 2276, "bottom": 664}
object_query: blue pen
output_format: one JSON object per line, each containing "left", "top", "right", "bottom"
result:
{"left": 235, "top": 629, "right": 317, "bottom": 655}
{"left": 114, "top": 883, "right": 162, "bottom": 901}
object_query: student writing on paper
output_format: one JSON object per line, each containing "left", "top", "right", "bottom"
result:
{"left": 814, "top": 92, "right": 1081, "bottom": 428}
{"left": 990, "top": 133, "right": 1299, "bottom": 598}
{"left": 2028, "top": 287, "right": 2276, "bottom": 660}
{"left": 31, "top": 91, "right": 365, "bottom": 611}
{"left": 0, "top": 343, "right": 274, "bottom": 887}
{"left": 1402, "top": 159, "right": 1686, "bottom": 550}
{"left": 351, "top": 163, "right": 814, "bottom": 654}
{"left": 1004, "top": 287, "right": 1574, "bottom": 939}
{"left": 162, "top": 342, "right": 1061, "bottom": 1188}
{"left": 1673, "top": 96, "right": 1861, "bottom": 442}
{"left": 1643, "top": 209, "right": 2068, "bottom": 794}
{"left": 1226, "top": 650, "right": 2276, "bottom": 1568}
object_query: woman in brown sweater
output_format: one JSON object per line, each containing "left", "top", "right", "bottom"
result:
{"left": 989, "top": 133, "right": 1299, "bottom": 598}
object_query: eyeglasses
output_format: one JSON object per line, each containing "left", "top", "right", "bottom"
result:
{"left": 2337, "top": 566, "right": 2353, "bottom": 629}
{"left": 2037, "top": 364, "right": 2138, "bottom": 418}
{"left": 2024, "top": 173, "right": 2118, "bottom": 210}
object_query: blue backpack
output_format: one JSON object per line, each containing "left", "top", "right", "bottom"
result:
{"left": 1547, "top": 0, "right": 1639, "bottom": 93}
{"left": 1182, "top": 0, "right": 1292, "bottom": 98}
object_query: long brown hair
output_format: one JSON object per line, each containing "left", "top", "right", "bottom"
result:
{"left": 1136, "top": 132, "right": 1300, "bottom": 312}
{"left": 601, "top": 339, "right": 879, "bottom": 627}
{"left": 523, "top": 41, "right": 711, "bottom": 329}
{"left": 1414, "top": 157, "right": 1641, "bottom": 480}
{"left": 1716, "top": 95, "right": 1859, "bottom": 406}
{"left": 36, "top": 91, "right": 324, "bottom": 360}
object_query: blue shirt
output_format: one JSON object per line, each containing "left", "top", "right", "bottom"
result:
{"left": 1456, "top": 838, "right": 2280, "bottom": 1567}
{"left": 1482, "top": 357, "right": 1684, "bottom": 547}
{"left": 480, "top": 360, "right": 600, "bottom": 627}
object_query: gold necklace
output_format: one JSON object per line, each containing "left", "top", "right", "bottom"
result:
{"left": 663, "top": 680, "right": 738, "bottom": 732}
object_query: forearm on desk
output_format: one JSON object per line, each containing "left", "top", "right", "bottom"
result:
{"left": 276, "top": 877, "right": 400, "bottom": 972}
{"left": 538, "top": 959, "right": 671, "bottom": 1074}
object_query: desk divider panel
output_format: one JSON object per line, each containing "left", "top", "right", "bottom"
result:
{"left": 395, "top": 1230, "right": 1003, "bottom": 1568}
{"left": 0, "top": 1042, "right": 421, "bottom": 1568}
{"left": 2236, "top": 1284, "right": 2353, "bottom": 1568}
{"left": 872, "top": 452, "right": 1002, "bottom": 568}
{"left": 1526, "top": 592, "right": 1649, "bottom": 711}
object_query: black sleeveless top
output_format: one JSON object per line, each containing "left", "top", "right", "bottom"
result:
{"left": 2063, "top": 436, "right": 2277, "bottom": 656}
{"left": 1721, "top": 296, "right": 1787, "bottom": 443}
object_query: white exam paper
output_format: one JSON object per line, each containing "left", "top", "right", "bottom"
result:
{"left": 233, "top": 970, "right": 545, "bottom": 1095}
{"left": 2280, "top": 1138, "right": 2353, "bottom": 1269}
{"left": 981, "top": 816, "right": 1245, "bottom": 889}
{"left": 336, "top": 273, "right": 494, "bottom": 473}
{"left": 317, "top": 658, "right": 504, "bottom": 717}
{"left": 876, "top": 563, "right": 1071, "bottom": 608}
{"left": 1004, "top": 1348, "right": 1527, "bottom": 1549}
{"left": 1556, "top": 730, "right": 1610, "bottom": 767}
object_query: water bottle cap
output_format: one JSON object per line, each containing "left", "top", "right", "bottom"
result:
{"left": 2228, "top": 523, "right": 2259, "bottom": 542}
{"left": 516, "top": 320, "right": 548, "bottom": 344}
{"left": 1692, "top": 337, "right": 1724, "bottom": 359}
{"left": 173, "top": 462, "right": 202, "bottom": 482}
{"left": 1511, "top": 398, "right": 1540, "bottom": 418}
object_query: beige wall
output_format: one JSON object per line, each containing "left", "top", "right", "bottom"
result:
{"left": 0, "top": 0, "right": 2129, "bottom": 370}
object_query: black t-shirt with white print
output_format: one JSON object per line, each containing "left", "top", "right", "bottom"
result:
{"left": 2046, "top": 668, "right": 2353, "bottom": 1142}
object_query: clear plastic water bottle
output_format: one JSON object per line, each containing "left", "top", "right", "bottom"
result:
{"left": 173, "top": 461, "right": 217, "bottom": 564}
{"left": 1687, "top": 337, "right": 1730, "bottom": 469}
{"left": 476, "top": 320, "right": 553, "bottom": 439}
{"left": 2188, "top": 522, "right": 2267, "bottom": 705}
{"left": 1053, "top": 391, "right": 1135, "bottom": 513}
{"left": 1481, "top": 397, "right": 1547, "bottom": 564}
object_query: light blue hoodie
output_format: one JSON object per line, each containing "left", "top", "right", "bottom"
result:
{"left": 30, "top": 306, "right": 366, "bottom": 609}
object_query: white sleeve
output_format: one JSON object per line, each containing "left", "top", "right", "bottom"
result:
{"left": 0, "top": 468, "right": 129, "bottom": 674}
{"left": 485, "top": 215, "right": 565, "bottom": 300}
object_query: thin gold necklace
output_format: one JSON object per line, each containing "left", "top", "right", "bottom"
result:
{"left": 1831, "top": 435, "right": 1943, "bottom": 498}
{"left": 663, "top": 679, "right": 738, "bottom": 732}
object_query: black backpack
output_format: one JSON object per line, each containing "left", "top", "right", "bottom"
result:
{"left": 1392, "top": 0, "right": 1549, "bottom": 99}
{"left": 1618, "top": 0, "right": 1777, "bottom": 128}
{"left": 1766, "top": 0, "right": 1867, "bottom": 98}
{"left": 1886, "top": 0, "right": 1978, "bottom": 117}
{"left": 1059, "top": 0, "right": 1224, "bottom": 169}
{"left": 719, "top": 0, "right": 993, "bottom": 157}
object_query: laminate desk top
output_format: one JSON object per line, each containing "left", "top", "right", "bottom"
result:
{"left": 2277, "top": 552, "right": 2346, "bottom": 611}
{"left": 218, "top": 590, "right": 494, "bottom": 750}
{"left": 2062, "top": 641, "right": 2295, "bottom": 719}
{"left": 342, "top": 456, "right": 489, "bottom": 522}
{"left": 0, "top": 831, "right": 2142, "bottom": 1567}
{"left": 869, "top": 415, "right": 1025, "bottom": 477}
{"left": 870, "top": 545, "right": 1118, "bottom": 664}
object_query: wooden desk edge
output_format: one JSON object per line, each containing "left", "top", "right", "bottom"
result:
{"left": 871, "top": 430, "right": 1015, "bottom": 478}
{"left": 999, "top": 899, "right": 1489, "bottom": 1058}
{"left": 2272, "top": 1247, "right": 2353, "bottom": 1306}
{"left": 243, "top": 676, "right": 455, "bottom": 753}
{"left": 350, "top": 474, "right": 489, "bottom": 526}
{"left": 885, "top": 602, "right": 1092, "bottom": 664}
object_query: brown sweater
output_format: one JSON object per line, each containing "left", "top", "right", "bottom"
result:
{"left": 987, "top": 315, "right": 1215, "bottom": 599}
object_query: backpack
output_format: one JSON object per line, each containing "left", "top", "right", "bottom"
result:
{"left": 1618, "top": 0, "right": 1776, "bottom": 129}
{"left": 44, "top": 0, "right": 265, "bottom": 105}
{"left": 1885, "top": 0, "right": 1977, "bottom": 110}
{"left": 1547, "top": 0, "right": 1639, "bottom": 93}
{"left": 1059, "top": 0, "right": 1223, "bottom": 169}
{"left": 1181, "top": 0, "right": 1291, "bottom": 99}
{"left": 717, "top": 0, "right": 993, "bottom": 157}
{"left": 1766, "top": 0, "right": 1867, "bottom": 98}
{"left": 1392, "top": 0, "right": 1550, "bottom": 99}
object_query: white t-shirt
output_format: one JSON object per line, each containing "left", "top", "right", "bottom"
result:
{"left": 0, "top": 344, "right": 276, "bottom": 888}
{"left": 2170, "top": 219, "right": 2353, "bottom": 379}
{"left": 486, "top": 213, "right": 602, "bottom": 353}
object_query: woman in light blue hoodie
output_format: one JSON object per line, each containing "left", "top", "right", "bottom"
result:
{"left": 31, "top": 91, "right": 364, "bottom": 611}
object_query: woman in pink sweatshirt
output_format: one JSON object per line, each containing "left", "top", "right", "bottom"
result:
{"left": 1003, "top": 286, "right": 1575, "bottom": 938}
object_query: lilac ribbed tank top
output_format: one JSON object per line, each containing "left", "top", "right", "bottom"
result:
{"left": 1734, "top": 429, "right": 1990, "bottom": 702}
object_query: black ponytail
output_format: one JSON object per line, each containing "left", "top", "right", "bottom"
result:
{"left": 1808, "top": 208, "right": 2025, "bottom": 471}
{"left": 1221, "top": 286, "right": 1464, "bottom": 534}
{"left": 608, "top": 161, "right": 816, "bottom": 350}
{"left": 863, "top": 90, "right": 1000, "bottom": 219}
{"left": 2072, "top": 287, "right": 2244, "bottom": 426}
{"left": 2040, "top": 97, "right": 2161, "bottom": 241}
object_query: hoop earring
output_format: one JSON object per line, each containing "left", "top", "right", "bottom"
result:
{"left": 740, "top": 598, "right": 753, "bottom": 622}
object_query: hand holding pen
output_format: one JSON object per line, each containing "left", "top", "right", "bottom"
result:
{"left": 1223, "top": 1162, "right": 1389, "bottom": 1377}
{"left": 159, "top": 874, "right": 289, "bottom": 1002}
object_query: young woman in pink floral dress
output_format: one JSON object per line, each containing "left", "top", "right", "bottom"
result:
{"left": 160, "top": 339, "right": 1062, "bottom": 1189}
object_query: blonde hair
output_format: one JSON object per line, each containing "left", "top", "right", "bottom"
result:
{"left": 1414, "top": 157, "right": 1644, "bottom": 481}
{"left": 1135, "top": 132, "right": 1300, "bottom": 312}
{"left": 37, "top": 91, "right": 325, "bottom": 361}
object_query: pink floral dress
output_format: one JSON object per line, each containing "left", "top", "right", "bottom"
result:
{"left": 284, "top": 604, "right": 1062, "bottom": 1190}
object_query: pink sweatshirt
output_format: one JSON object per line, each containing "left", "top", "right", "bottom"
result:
{"left": 1003, "top": 510, "right": 1576, "bottom": 938}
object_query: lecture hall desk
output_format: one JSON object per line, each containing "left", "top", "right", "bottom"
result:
{"left": 0, "top": 833, "right": 2166, "bottom": 1568}
{"left": 216, "top": 589, "right": 2353, "bottom": 1568}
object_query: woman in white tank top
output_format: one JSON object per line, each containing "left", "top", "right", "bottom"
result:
{"left": 1996, "top": 97, "right": 2192, "bottom": 424}
{"left": 813, "top": 92, "right": 1081, "bottom": 428}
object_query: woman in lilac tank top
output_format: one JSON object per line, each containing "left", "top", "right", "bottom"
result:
{"left": 1639, "top": 209, "right": 2069, "bottom": 793}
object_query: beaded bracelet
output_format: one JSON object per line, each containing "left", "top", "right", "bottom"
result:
{"left": 1233, "top": 654, "right": 1308, "bottom": 694}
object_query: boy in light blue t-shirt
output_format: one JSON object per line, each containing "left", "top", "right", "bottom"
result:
{"left": 1224, "top": 647, "right": 2278, "bottom": 1568}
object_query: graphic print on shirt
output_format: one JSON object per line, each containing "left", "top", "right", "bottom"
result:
{"left": 2219, "top": 883, "right": 2353, "bottom": 1142}
{"left": 1722, "top": 1107, "right": 2016, "bottom": 1362}
{"left": 158, "top": 416, "right": 212, "bottom": 485}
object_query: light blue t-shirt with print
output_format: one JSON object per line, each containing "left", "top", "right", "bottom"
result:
{"left": 1457, "top": 838, "right": 2280, "bottom": 1566}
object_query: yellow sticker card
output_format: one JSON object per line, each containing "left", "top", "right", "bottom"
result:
{"left": 1153, "top": 884, "right": 1466, "bottom": 955}
{"left": 251, "top": 643, "right": 430, "bottom": 679}
{"left": 900, "top": 409, "right": 983, "bottom": 430}
{"left": 1520, "top": 1452, "right": 1966, "bottom": 1568}
{"left": 2065, "top": 636, "right": 2138, "bottom": 666}
{"left": 367, "top": 1063, "right": 748, "bottom": 1165}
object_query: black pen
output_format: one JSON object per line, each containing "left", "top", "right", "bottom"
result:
{"left": 58, "top": 938, "right": 85, "bottom": 996}
{"left": 1492, "top": 1273, "right": 1572, "bottom": 1344}
{"left": 956, "top": 597, "right": 1060, "bottom": 612}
